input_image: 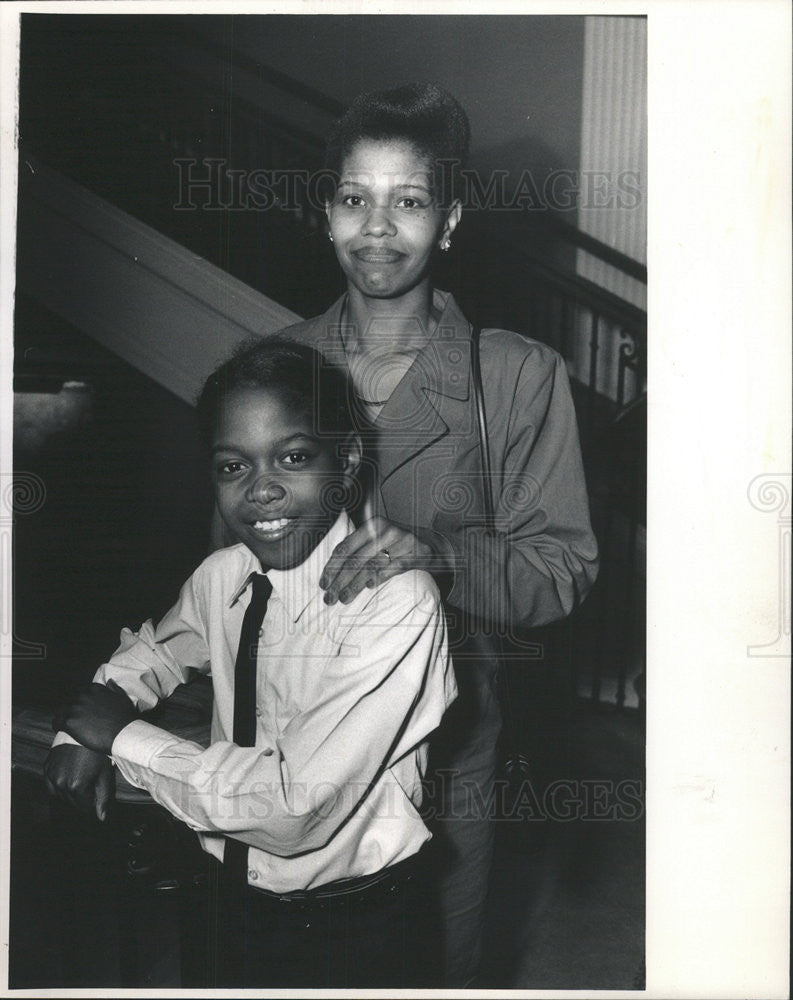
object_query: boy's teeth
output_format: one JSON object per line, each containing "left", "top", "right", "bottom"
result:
{"left": 253, "top": 518, "right": 290, "bottom": 531}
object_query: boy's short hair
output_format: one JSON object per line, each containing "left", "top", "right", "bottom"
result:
{"left": 323, "top": 82, "right": 471, "bottom": 206}
{"left": 196, "top": 336, "right": 357, "bottom": 450}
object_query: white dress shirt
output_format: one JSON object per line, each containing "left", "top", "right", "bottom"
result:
{"left": 54, "top": 512, "right": 455, "bottom": 892}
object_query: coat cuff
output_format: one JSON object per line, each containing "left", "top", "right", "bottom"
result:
{"left": 413, "top": 525, "right": 457, "bottom": 601}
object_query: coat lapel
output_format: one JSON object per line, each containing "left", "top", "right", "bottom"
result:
{"left": 373, "top": 292, "right": 483, "bottom": 526}
{"left": 279, "top": 291, "right": 484, "bottom": 528}
{"left": 372, "top": 358, "right": 451, "bottom": 482}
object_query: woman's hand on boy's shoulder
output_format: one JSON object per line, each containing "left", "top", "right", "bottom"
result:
{"left": 52, "top": 681, "right": 138, "bottom": 756}
{"left": 43, "top": 744, "right": 115, "bottom": 822}
{"left": 319, "top": 516, "right": 451, "bottom": 606}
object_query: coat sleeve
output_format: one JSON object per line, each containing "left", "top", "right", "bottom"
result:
{"left": 432, "top": 338, "right": 599, "bottom": 629}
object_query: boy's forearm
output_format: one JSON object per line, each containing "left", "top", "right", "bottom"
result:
{"left": 108, "top": 603, "right": 449, "bottom": 856}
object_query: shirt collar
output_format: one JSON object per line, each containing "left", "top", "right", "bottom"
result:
{"left": 228, "top": 511, "right": 352, "bottom": 622}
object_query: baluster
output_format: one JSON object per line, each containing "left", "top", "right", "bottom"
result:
{"left": 617, "top": 511, "right": 639, "bottom": 711}
{"left": 591, "top": 431, "right": 613, "bottom": 708}
{"left": 591, "top": 610, "right": 604, "bottom": 705}
{"left": 619, "top": 407, "right": 645, "bottom": 711}
{"left": 528, "top": 273, "right": 539, "bottom": 339}
{"left": 638, "top": 327, "right": 647, "bottom": 397}
{"left": 559, "top": 297, "right": 573, "bottom": 361}
{"left": 539, "top": 280, "right": 551, "bottom": 354}
{"left": 617, "top": 328, "right": 640, "bottom": 414}
{"left": 616, "top": 329, "right": 627, "bottom": 411}
{"left": 587, "top": 310, "right": 600, "bottom": 441}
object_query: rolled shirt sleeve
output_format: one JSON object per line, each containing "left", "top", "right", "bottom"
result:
{"left": 51, "top": 572, "right": 211, "bottom": 750}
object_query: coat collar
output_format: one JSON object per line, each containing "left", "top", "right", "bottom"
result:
{"left": 299, "top": 288, "right": 473, "bottom": 402}
{"left": 370, "top": 290, "right": 473, "bottom": 483}
{"left": 298, "top": 290, "right": 474, "bottom": 484}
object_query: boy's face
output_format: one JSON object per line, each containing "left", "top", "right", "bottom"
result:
{"left": 212, "top": 387, "right": 359, "bottom": 572}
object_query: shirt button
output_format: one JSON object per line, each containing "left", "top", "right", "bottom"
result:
{"left": 249, "top": 869, "right": 258, "bottom": 881}
{"left": 262, "top": 747, "right": 274, "bottom": 757}
{"left": 255, "top": 708, "right": 262, "bottom": 717}
{"left": 258, "top": 627, "right": 264, "bottom": 636}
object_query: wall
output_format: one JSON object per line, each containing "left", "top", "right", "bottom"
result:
{"left": 578, "top": 16, "right": 647, "bottom": 309}
{"left": 191, "top": 14, "right": 586, "bottom": 188}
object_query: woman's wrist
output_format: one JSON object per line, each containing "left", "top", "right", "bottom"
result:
{"left": 413, "top": 526, "right": 456, "bottom": 578}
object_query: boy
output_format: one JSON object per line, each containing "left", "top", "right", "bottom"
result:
{"left": 45, "top": 337, "right": 456, "bottom": 987}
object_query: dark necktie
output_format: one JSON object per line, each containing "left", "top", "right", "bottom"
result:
{"left": 225, "top": 572, "right": 272, "bottom": 885}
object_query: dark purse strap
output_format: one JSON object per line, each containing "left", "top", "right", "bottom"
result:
{"left": 470, "top": 325, "right": 495, "bottom": 525}
{"left": 470, "top": 327, "right": 523, "bottom": 763}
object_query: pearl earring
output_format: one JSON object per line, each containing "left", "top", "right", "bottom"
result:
{"left": 328, "top": 232, "right": 334, "bottom": 243}
{"left": 441, "top": 238, "right": 451, "bottom": 252}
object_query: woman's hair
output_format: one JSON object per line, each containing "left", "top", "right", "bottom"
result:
{"left": 324, "top": 82, "right": 471, "bottom": 204}
{"left": 196, "top": 335, "right": 357, "bottom": 451}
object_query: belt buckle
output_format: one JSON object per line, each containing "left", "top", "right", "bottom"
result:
{"left": 279, "top": 889, "right": 309, "bottom": 906}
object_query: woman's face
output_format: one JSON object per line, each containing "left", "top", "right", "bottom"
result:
{"left": 326, "top": 138, "right": 460, "bottom": 301}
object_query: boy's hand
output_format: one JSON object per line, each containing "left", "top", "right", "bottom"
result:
{"left": 53, "top": 681, "right": 138, "bottom": 755}
{"left": 43, "top": 744, "right": 115, "bottom": 821}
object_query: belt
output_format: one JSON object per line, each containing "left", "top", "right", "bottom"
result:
{"left": 240, "top": 853, "right": 418, "bottom": 908}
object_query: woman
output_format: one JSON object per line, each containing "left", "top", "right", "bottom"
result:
{"left": 276, "top": 83, "right": 598, "bottom": 986}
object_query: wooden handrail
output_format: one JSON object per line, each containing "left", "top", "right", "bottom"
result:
{"left": 529, "top": 214, "right": 647, "bottom": 284}
{"left": 17, "top": 156, "right": 301, "bottom": 406}
{"left": 530, "top": 263, "right": 647, "bottom": 332}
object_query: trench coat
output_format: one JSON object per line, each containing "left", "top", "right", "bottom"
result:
{"left": 278, "top": 288, "right": 598, "bottom": 984}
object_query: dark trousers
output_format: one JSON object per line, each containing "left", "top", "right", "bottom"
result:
{"left": 422, "top": 653, "right": 503, "bottom": 987}
{"left": 206, "top": 854, "right": 427, "bottom": 989}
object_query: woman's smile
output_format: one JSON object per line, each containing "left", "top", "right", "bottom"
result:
{"left": 352, "top": 245, "right": 405, "bottom": 263}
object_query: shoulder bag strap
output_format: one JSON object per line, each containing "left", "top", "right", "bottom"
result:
{"left": 470, "top": 327, "right": 522, "bottom": 761}
{"left": 470, "top": 325, "right": 494, "bottom": 524}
